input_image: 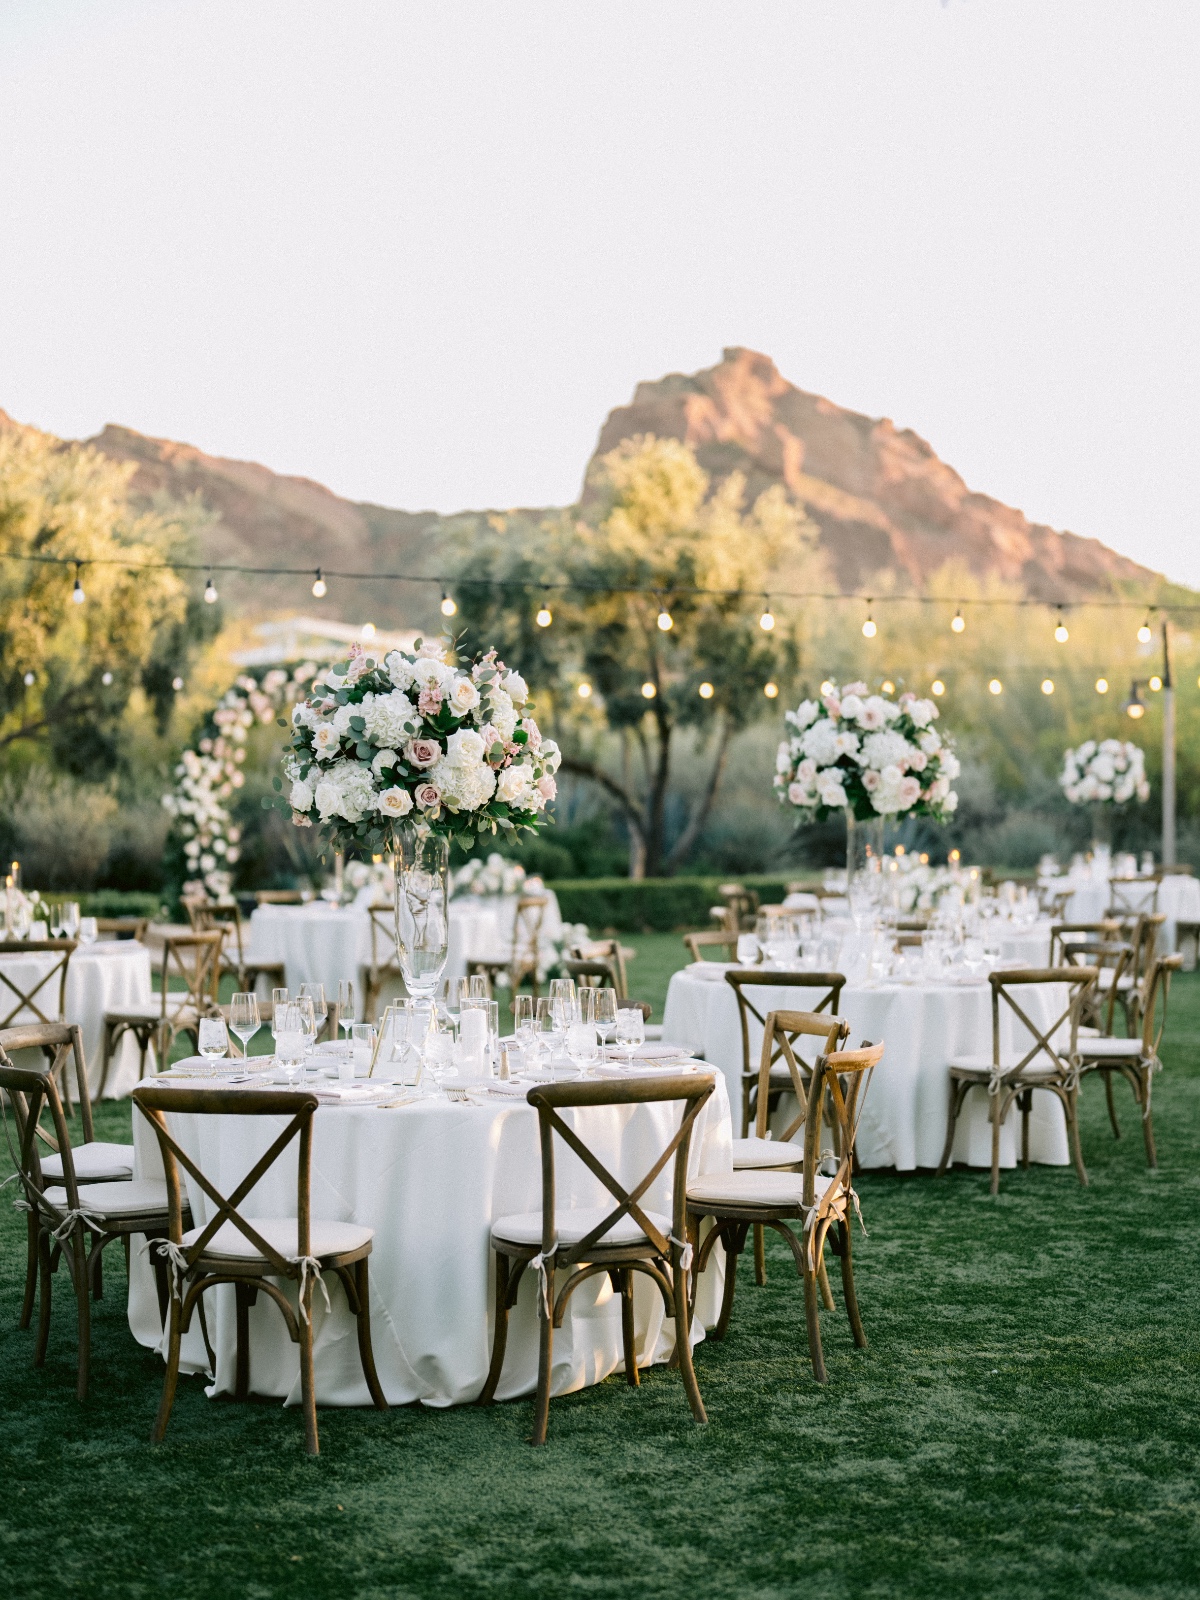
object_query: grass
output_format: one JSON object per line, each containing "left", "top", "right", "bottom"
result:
{"left": 2, "top": 976, "right": 1199, "bottom": 1599}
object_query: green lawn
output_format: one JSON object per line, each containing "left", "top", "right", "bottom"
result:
{"left": 3, "top": 976, "right": 1199, "bottom": 1599}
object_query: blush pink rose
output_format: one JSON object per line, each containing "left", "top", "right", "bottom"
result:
{"left": 405, "top": 737, "right": 440, "bottom": 770}
{"left": 537, "top": 774, "right": 556, "bottom": 799}
{"left": 414, "top": 783, "right": 441, "bottom": 810}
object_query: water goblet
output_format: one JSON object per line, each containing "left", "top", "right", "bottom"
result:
{"left": 61, "top": 901, "right": 81, "bottom": 939}
{"left": 275, "top": 1004, "right": 306, "bottom": 1083}
{"left": 614, "top": 1006, "right": 644, "bottom": 1067}
{"left": 337, "top": 978, "right": 355, "bottom": 1038}
{"left": 197, "top": 1015, "right": 229, "bottom": 1065}
{"left": 299, "top": 982, "right": 326, "bottom": 1041}
{"left": 594, "top": 987, "right": 618, "bottom": 1051}
{"left": 78, "top": 917, "right": 98, "bottom": 945}
{"left": 294, "top": 995, "right": 317, "bottom": 1062}
{"left": 566, "top": 1019, "right": 598, "bottom": 1078}
{"left": 270, "top": 988, "right": 289, "bottom": 1044}
{"left": 229, "top": 992, "right": 261, "bottom": 1058}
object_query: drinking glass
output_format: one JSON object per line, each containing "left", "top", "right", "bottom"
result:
{"left": 614, "top": 1007, "right": 644, "bottom": 1067}
{"left": 594, "top": 987, "right": 618, "bottom": 1050}
{"left": 299, "top": 982, "right": 327, "bottom": 1040}
{"left": 229, "top": 992, "right": 260, "bottom": 1057}
{"left": 395, "top": 829, "right": 449, "bottom": 999}
{"left": 513, "top": 993, "right": 535, "bottom": 1044}
{"left": 736, "top": 932, "right": 759, "bottom": 965}
{"left": 534, "top": 997, "right": 556, "bottom": 1059}
{"left": 468, "top": 974, "right": 488, "bottom": 1001}
{"left": 270, "top": 988, "right": 289, "bottom": 1044}
{"left": 337, "top": 978, "right": 355, "bottom": 1037}
{"left": 577, "top": 986, "right": 598, "bottom": 1026}
{"left": 294, "top": 995, "right": 317, "bottom": 1059}
{"left": 78, "top": 917, "right": 98, "bottom": 945}
{"left": 548, "top": 977, "right": 576, "bottom": 1022}
{"left": 275, "top": 1004, "right": 307, "bottom": 1082}
{"left": 486, "top": 999, "right": 500, "bottom": 1067}
{"left": 61, "top": 901, "right": 81, "bottom": 939}
{"left": 566, "top": 1019, "right": 598, "bottom": 1078}
{"left": 197, "top": 1015, "right": 229, "bottom": 1062}
{"left": 353, "top": 1020, "right": 380, "bottom": 1077}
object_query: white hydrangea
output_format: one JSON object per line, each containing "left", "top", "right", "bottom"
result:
{"left": 486, "top": 688, "right": 518, "bottom": 741}
{"left": 445, "top": 727, "right": 486, "bottom": 767}
{"left": 290, "top": 778, "right": 313, "bottom": 811}
{"left": 428, "top": 755, "right": 497, "bottom": 812}
{"left": 785, "top": 699, "right": 820, "bottom": 731}
{"left": 861, "top": 730, "right": 912, "bottom": 771}
{"left": 360, "top": 689, "right": 417, "bottom": 749}
{"left": 385, "top": 651, "right": 417, "bottom": 692}
{"left": 801, "top": 720, "right": 840, "bottom": 767}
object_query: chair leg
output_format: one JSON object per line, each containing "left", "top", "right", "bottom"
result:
{"left": 152, "top": 1289, "right": 184, "bottom": 1444}
{"left": 817, "top": 1255, "right": 836, "bottom": 1312}
{"left": 936, "top": 1081, "right": 965, "bottom": 1177}
{"left": 989, "top": 1093, "right": 1003, "bottom": 1196}
{"left": 1066, "top": 1088, "right": 1089, "bottom": 1187}
{"left": 619, "top": 1268, "right": 640, "bottom": 1387}
{"left": 478, "top": 1253, "right": 513, "bottom": 1406}
{"left": 97, "top": 1022, "right": 114, "bottom": 1100}
{"left": 837, "top": 1219, "right": 868, "bottom": 1349}
{"left": 713, "top": 1223, "right": 741, "bottom": 1341}
{"left": 753, "top": 1223, "right": 767, "bottom": 1287}
{"left": 235, "top": 1283, "right": 253, "bottom": 1401}
{"left": 91, "top": 1239, "right": 104, "bottom": 1302}
{"left": 34, "top": 1229, "right": 53, "bottom": 1367}
{"left": 72, "top": 1234, "right": 91, "bottom": 1401}
{"left": 530, "top": 1264, "right": 555, "bottom": 1447}
{"left": 803, "top": 1262, "right": 828, "bottom": 1384}
{"left": 20, "top": 1209, "right": 38, "bottom": 1330}
{"left": 1104, "top": 1072, "right": 1122, "bottom": 1138}
{"left": 1020, "top": 1090, "right": 1031, "bottom": 1169}
{"left": 672, "top": 1255, "right": 707, "bottom": 1425}
{"left": 298, "top": 1280, "right": 319, "bottom": 1456}
{"left": 1138, "top": 1068, "right": 1158, "bottom": 1169}
{"left": 353, "top": 1259, "right": 388, "bottom": 1410}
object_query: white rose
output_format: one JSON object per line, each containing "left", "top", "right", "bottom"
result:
{"left": 540, "top": 738, "right": 561, "bottom": 774}
{"left": 907, "top": 699, "right": 936, "bottom": 729}
{"left": 502, "top": 670, "right": 528, "bottom": 704}
{"left": 290, "top": 778, "right": 314, "bottom": 811}
{"left": 496, "top": 764, "right": 535, "bottom": 806}
{"left": 448, "top": 676, "right": 481, "bottom": 717}
{"left": 776, "top": 742, "right": 794, "bottom": 775}
{"left": 411, "top": 655, "right": 451, "bottom": 690}
{"left": 941, "top": 751, "right": 961, "bottom": 780}
{"left": 786, "top": 699, "right": 819, "bottom": 730}
{"left": 445, "top": 727, "right": 486, "bottom": 767}
{"left": 331, "top": 702, "right": 356, "bottom": 736}
{"left": 919, "top": 729, "right": 942, "bottom": 755}
{"left": 377, "top": 786, "right": 414, "bottom": 818}
{"left": 787, "top": 781, "right": 814, "bottom": 807}
{"left": 371, "top": 748, "right": 400, "bottom": 779}
{"left": 840, "top": 693, "right": 864, "bottom": 721}
{"left": 833, "top": 730, "right": 861, "bottom": 759}
{"left": 312, "top": 724, "right": 341, "bottom": 761}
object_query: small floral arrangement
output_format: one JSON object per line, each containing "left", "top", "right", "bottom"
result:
{"left": 451, "top": 852, "right": 528, "bottom": 900}
{"left": 775, "top": 680, "right": 960, "bottom": 822}
{"left": 1059, "top": 740, "right": 1149, "bottom": 806}
{"left": 284, "top": 640, "right": 560, "bottom": 853}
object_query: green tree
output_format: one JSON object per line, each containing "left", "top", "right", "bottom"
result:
{"left": 453, "top": 435, "right": 819, "bottom": 876}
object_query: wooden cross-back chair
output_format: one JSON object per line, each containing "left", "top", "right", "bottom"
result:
{"left": 1058, "top": 938, "right": 1132, "bottom": 1036}
{"left": 0, "top": 1043, "right": 179, "bottom": 1400}
{"left": 938, "top": 966, "right": 1098, "bottom": 1195}
{"left": 478, "top": 1071, "right": 716, "bottom": 1446}
{"left": 96, "top": 917, "right": 150, "bottom": 942}
{"left": 687, "top": 1035, "right": 886, "bottom": 1384}
{"left": 568, "top": 937, "right": 631, "bottom": 999}
{"left": 97, "top": 930, "right": 223, "bottom": 1095}
{"left": 255, "top": 889, "right": 305, "bottom": 905}
{"left": 132, "top": 1084, "right": 387, "bottom": 1455}
{"left": 1107, "top": 877, "right": 1159, "bottom": 917}
{"left": 1077, "top": 952, "right": 1182, "bottom": 1167}
{"left": 1039, "top": 884, "right": 1074, "bottom": 920}
{"left": 362, "top": 904, "right": 404, "bottom": 1019}
{"left": 466, "top": 894, "right": 548, "bottom": 1002}
{"left": 683, "top": 930, "right": 739, "bottom": 964}
{"left": 1049, "top": 921, "right": 1120, "bottom": 966}
{"left": 0, "top": 938, "right": 78, "bottom": 1107}
{"left": 723, "top": 968, "right": 846, "bottom": 1139}
{"left": 183, "top": 898, "right": 284, "bottom": 995}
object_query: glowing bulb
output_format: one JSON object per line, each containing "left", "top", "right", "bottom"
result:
{"left": 931, "top": 679, "right": 945, "bottom": 696}
{"left": 577, "top": 682, "right": 592, "bottom": 698}
{"left": 862, "top": 615, "right": 877, "bottom": 638}
{"left": 311, "top": 570, "right": 327, "bottom": 598}
{"left": 361, "top": 623, "right": 376, "bottom": 640}
{"left": 72, "top": 575, "right": 85, "bottom": 604}
{"left": 1054, "top": 610, "right": 1069, "bottom": 643}
{"left": 440, "top": 592, "right": 457, "bottom": 618}
{"left": 172, "top": 676, "right": 184, "bottom": 692}
{"left": 988, "top": 678, "right": 1003, "bottom": 696}
{"left": 1138, "top": 619, "right": 1152, "bottom": 644}
{"left": 951, "top": 611, "right": 965, "bottom": 634}
{"left": 1095, "top": 678, "right": 1109, "bottom": 694}
{"left": 23, "top": 671, "right": 35, "bottom": 687}
{"left": 536, "top": 602, "right": 553, "bottom": 628}
{"left": 657, "top": 609, "right": 674, "bottom": 632}
{"left": 1149, "top": 675, "right": 1162, "bottom": 692}
{"left": 949, "top": 849, "right": 961, "bottom": 864}
{"left": 641, "top": 681, "right": 657, "bottom": 699}
{"left": 1127, "top": 700, "right": 1145, "bottom": 720}
{"left": 764, "top": 681, "right": 779, "bottom": 698}
{"left": 203, "top": 575, "right": 218, "bottom": 604}
{"left": 894, "top": 845, "right": 905, "bottom": 857}
{"left": 820, "top": 680, "right": 835, "bottom": 696}
{"left": 698, "top": 681, "right": 714, "bottom": 699}
{"left": 919, "top": 853, "right": 929, "bottom": 865}
{"left": 101, "top": 671, "right": 113, "bottom": 686}
{"left": 881, "top": 680, "right": 895, "bottom": 695}
{"left": 1041, "top": 679, "right": 1055, "bottom": 695}
{"left": 759, "top": 605, "right": 775, "bottom": 632}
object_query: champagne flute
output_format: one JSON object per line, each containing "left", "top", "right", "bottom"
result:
{"left": 514, "top": 993, "right": 535, "bottom": 1047}
{"left": 229, "top": 992, "right": 261, "bottom": 1058}
{"left": 577, "top": 986, "right": 598, "bottom": 1026}
{"left": 337, "top": 978, "right": 355, "bottom": 1039}
{"left": 594, "top": 987, "right": 618, "bottom": 1052}
{"left": 294, "top": 995, "right": 317, "bottom": 1061}
{"left": 275, "top": 1003, "right": 306, "bottom": 1083}
{"left": 534, "top": 997, "right": 555, "bottom": 1061}
{"left": 614, "top": 1006, "right": 644, "bottom": 1067}
{"left": 468, "top": 974, "right": 488, "bottom": 1001}
{"left": 299, "top": 982, "right": 326, "bottom": 1042}
{"left": 270, "top": 987, "right": 289, "bottom": 1048}
{"left": 62, "top": 901, "right": 81, "bottom": 939}
{"left": 198, "top": 1015, "right": 229, "bottom": 1064}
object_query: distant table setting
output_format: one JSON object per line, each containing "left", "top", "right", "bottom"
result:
{"left": 1039, "top": 864, "right": 1199, "bottom": 952}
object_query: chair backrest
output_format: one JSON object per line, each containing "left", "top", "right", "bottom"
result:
{"left": 1137, "top": 952, "right": 1183, "bottom": 1058}
{"left": 367, "top": 905, "right": 401, "bottom": 973}
{"left": 156, "top": 932, "right": 223, "bottom": 1019}
{"left": 0, "top": 940, "right": 77, "bottom": 1031}
{"left": 96, "top": 916, "right": 149, "bottom": 942}
{"left": 988, "top": 967, "right": 1098, "bottom": 1080}
{"left": 0, "top": 1022, "right": 94, "bottom": 1147}
{"left": 524, "top": 1072, "right": 715, "bottom": 1265}
{"left": 716, "top": 886, "right": 759, "bottom": 932}
{"left": 132, "top": 1086, "right": 321, "bottom": 1277}
{"left": 1049, "top": 921, "right": 1120, "bottom": 966}
{"left": 1108, "top": 878, "right": 1158, "bottom": 917}
{"left": 802, "top": 1040, "right": 886, "bottom": 1211}
{"left": 569, "top": 938, "right": 630, "bottom": 999}
{"left": 1039, "top": 884, "right": 1074, "bottom": 918}
{"left": 683, "top": 930, "right": 739, "bottom": 963}
{"left": 0, "top": 1043, "right": 88, "bottom": 1236}
{"left": 510, "top": 895, "right": 547, "bottom": 968}
{"left": 1058, "top": 939, "right": 1132, "bottom": 1033}
{"left": 724, "top": 969, "right": 846, "bottom": 1087}
{"left": 184, "top": 900, "right": 246, "bottom": 964}
{"left": 1132, "top": 913, "right": 1166, "bottom": 987}
{"left": 754, "top": 1009, "right": 850, "bottom": 1143}
{"left": 564, "top": 959, "right": 617, "bottom": 992}
{"left": 255, "top": 890, "right": 305, "bottom": 905}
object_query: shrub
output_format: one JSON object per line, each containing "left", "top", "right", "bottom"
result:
{"left": 551, "top": 874, "right": 796, "bottom": 933}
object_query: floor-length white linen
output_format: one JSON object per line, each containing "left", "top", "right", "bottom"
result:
{"left": 0, "top": 942, "right": 153, "bottom": 1098}
{"left": 660, "top": 966, "right": 1071, "bottom": 1167}
{"left": 126, "top": 1073, "right": 730, "bottom": 1408}
{"left": 247, "top": 893, "right": 564, "bottom": 1006}
{"left": 1040, "top": 873, "right": 1199, "bottom": 951}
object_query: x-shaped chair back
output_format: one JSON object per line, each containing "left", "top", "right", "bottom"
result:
{"left": 1049, "top": 921, "right": 1119, "bottom": 966}
{"left": 988, "top": 967, "right": 1098, "bottom": 1084}
{"left": 184, "top": 900, "right": 247, "bottom": 967}
{"left": 725, "top": 969, "right": 846, "bottom": 1095}
{"left": 684, "top": 930, "right": 739, "bottom": 963}
{"left": 1108, "top": 878, "right": 1158, "bottom": 917}
{"left": 510, "top": 896, "right": 547, "bottom": 969}
{"left": 564, "top": 959, "right": 617, "bottom": 993}
{"left": 1058, "top": 939, "right": 1132, "bottom": 1034}
{"left": 754, "top": 1010, "right": 850, "bottom": 1144}
{"left": 525, "top": 1073, "right": 715, "bottom": 1268}
{"left": 132, "top": 1086, "right": 319, "bottom": 1290}
{"left": 156, "top": 933, "right": 223, "bottom": 1020}
{"left": 0, "top": 940, "right": 77, "bottom": 1031}
{"left": 1135, "top": 953, "right": 1183, "bottom": 1058}
{"left": 367, "top": 906, "right": 402, "bottom": 973}
{"left": 0, "top": 1044, "right": 85, "bottom": 1235}
{"left": 0, "top": 1023, "right": 94, "bottom": 1156}
{"left": 802, "top": 1040, "right": 886, "bottom": 1213}
{"left": 569, "top": 939, "right": 630, "bottom": 999}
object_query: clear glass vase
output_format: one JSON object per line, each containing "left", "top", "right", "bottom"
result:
{"left": 394, "top": 827, "right": 449, "bottom": 1000}
{"left": 845, "top": 812, "right": 885, "bottom": 905}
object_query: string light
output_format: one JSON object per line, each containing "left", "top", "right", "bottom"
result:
{"left": 440, "top": 591, "right": 457, "bottom": 617}
{"left": 23, "top": 671, "right": 35, "bottom": 686}
{"left": 311, "top": 569, "right": 327, "bottom": 598}
{"left": 1138, "top": 616, "right": 1153, "bottom": 644}
{"left": 698, "top": 681, "right": 714, "bottom": 699}
{"left": 881, "top": 679, "right": 895, "bottom": 694}
{"left": 1124, "top": 682, "right": 1146, "bottom": 719}
{"left": 657, "top": 605, "right": 674, "bottom": 632}
{"left": 1041, "top": 679, "right": 1055, "bottom": 695}
{"left": 951, "top": 609, "right": 965, "bottom": 634}
{"left": 759, "top": 599, "right": 775, "bottom": 632}
{"left": 1054, "top": 608, "right": 1069, "bottom": 643}
{"left": 931, "top": 680, "right": 945, "bottom": 696}
{"left": 1095, "top": 677, "right": 1109, "bottom": 694}
{"left": 820, "top": 680, "right": 836, "bottom": 695}
{"left": 577, "top": 682, "right": 592, "bottom": 698}
{"left": 360, "top": 623, "right": 376, "bottom": 640}
{"left": 862, "top": 602, "right": 877, "bottom": 638}
{"left": 535, "top": 596, "right": 553, "bottom": 627}
{"left": 171, "top": 676, "right": 184, "bottom": 692}
{"left": 1149, "top": 675, "right": 1162, "bottom": 692}
{"left": 641, "top": 681, "right": 657, "bottom": 699}
{"left": 71, "top": 564, "right": 85, "bottom": 605}
{"left": 101, "top": 671, "right": 113, "bottom": 686}
{"left": 763, "top": 681, "right": 779, "bottom": 698}
{"left": 988, "top": 679, "right": 1003, "bottom": 696}
{"left": 203, "top": 574, "right": 218, "bottom": 604}
{"left": 948, "top": 848, "right": 961, "bottom": 864}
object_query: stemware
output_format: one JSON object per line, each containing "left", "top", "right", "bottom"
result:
{"left": 513, "top": 993, "right": 535, "bottom": 1044}
{"left": 197, "top": 1015, "right": 229, "bottom": 1063}
{"left": 534, "top": 997, "right": 556, "bottom": 1059}
{"left": 566, "top": 1018, "right": 598, "bottom": 1078}
{"left": 270, "top": 988, "right": 289, "bottom": 1045}
{"left": 736, "top": 932, "right": 759, "bottom": 965}
{"left": 78, "top": 916, "right": 98, "bottom": 945}
{"left": 299, "top": 982, "right": 327, "bottom": 1042}
{"left": 614, "top": 1006, "right": 644, "bottom": 1067}
{"left": 294, "top": 995, "right": 317, "bottom": 1060}
{"left": 468, "top": 974, "right": 489, "bottom": 1001}
{"left": 61, "top": 901, "right": 81, "bottom": 938}
{"left": 275, "top": 1003, "right": 307, "bottom": 1082}
{"left": 394, "top": 828, "right": 450, "bottom": 999}
{"left": 594, "top": 987, "right": 618, "bottom": 1050}
{"left": 337, "top": 978, "right": 355, "bottom": 1038}
{"left": 548, "top": 977, "right": 576, "bottom": 1022}
{"left": 229, "top": 992, "right": 261, "bottom": 1057}
{"left": 577, "top": 986, "right": 598, "bottom": 1026}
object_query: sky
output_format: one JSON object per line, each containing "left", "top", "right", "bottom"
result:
{"left": 1, "top": 1, "right": 1198, "bottom": 586}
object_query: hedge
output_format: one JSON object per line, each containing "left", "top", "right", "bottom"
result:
{"left": 550, "top": 874, "right": 804, "bottom": 933}
{"left": 39, "top": 890, "right": 168, "bottom": 920}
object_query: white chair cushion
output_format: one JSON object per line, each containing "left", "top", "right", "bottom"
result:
{"left": 946, "top": 1053, "right": 1062, "bottom": 1079}
{"left": 1079, "top": 1037, "right": 1145, "bottom": 1059}
{"left": 492, "top": 1205, "right": 671, "bottom": 1249}
{"left": 687, "top": 1170, "right": 833, "bottom": 1209}
{"left": 41, "top": 1142, "right": 134, "bottom": 1183}
{"left": 43, "top": 1179, "right": 174, "bottom": 1219}
{"left": 181, "top": 1217, "right": 373, "bottom": 1262}
{"left": 731, "top": 1137, "right": 802, "bottom": 1170}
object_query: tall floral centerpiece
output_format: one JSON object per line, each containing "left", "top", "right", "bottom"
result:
{"left": 1059, "top": 739, "right": 1149, "bottom": 856}
{"left": 283, "top": 638, "right": 558, "bottom": 998}
{"left": 775, "top": 681, "right": 960, "bottom": 889}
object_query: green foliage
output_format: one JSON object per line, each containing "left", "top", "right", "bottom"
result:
{"left": 551, "top": 873, "right": 794, "bottom": 932}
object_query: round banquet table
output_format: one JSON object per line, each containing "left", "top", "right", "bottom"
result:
{"left": 1039, "top": 873, "right": 1199, "bottom": 952}
{"left": 247, "top": 893, "right": 564, "bottom": 1007}
{"left": 660, "top": 965, "right": 1071, "bottom": 1168}
{"left": 0, "top": 940, "right": 154, "bottom": 1099}
{"left": 126, "top": 1068, "right": 730, "bottom": 1408}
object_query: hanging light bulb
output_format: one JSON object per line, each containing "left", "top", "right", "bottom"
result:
{"left": 172, "top": 676, "right": 184, "bottom": 692}
{"left": 1124, "top": 682, "right": 1146, "bottom": 719}
{"left": 71, "top": 565, "right": 85, "bottom": 604}
{"left": 22, "top": 671, "right": 35, "bottom": 687}
{"left": 759, "top": 599, "right": 775, "bottom": 632}
{"left": 535, "top": 596, "right": 553, "bottom": 627}
{"left": 1149, "top": 674, "right": 1163, "bottom": 692}
{"left": 1095, "top": 677, "right": 1109, "bottom": 694}
{"left": 881, "top": 680, "right": 895, "bottom": 695}
{"left": 950, "top": 609, "right": 965, "bottom": 634}
{"left": 820, "top": 680, "right": 836, "bottom": 696}
{"left": 1137, "top": 616, "right": 1153, "bottom": 644}
{"left": 360, "top": 623, "right": 376, "bottom": 640}
{"left": 657, "top": 606, "right": 674, "bottom": 632}
{"left": 311, "top": 569, "right": 327, "bottom": 598}
{"left": 203, "top": 574, "right": 219, "bottom": 604}
{"left": 763, "top": 681, "right": 779, "bottom": 698}
{"left": 1054, "top": 608, "right": 1069, "bottom": 643}
{"left": 641, "top": 681, "right": 657, "bottom": 699}
{"left": 1041, "top": 678, "right": 1055, "bottom": 695}
{"left": 698, "top": 681, "right": 715, "bottom": 699}
{"left": 101, "top": 670, "right": 114, "bottom": 686}
{"left": 931, "top": 679, "right": 946, "bottom": 696}
{"left": 861, "top": 602, "right": 877, "bottom": 638}
{"left": 440, "top": 591, "right": 458, "bottom": 618}
{"left": 577, "top": 682, "right": 592, "bottom": 698}
{"left": 988, "top": 678, "right": 1003, "bottom": 696}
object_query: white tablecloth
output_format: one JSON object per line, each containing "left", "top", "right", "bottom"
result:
{"left": 0, "top": 941, "right": 153, "bottom": 1099}
{"left": 661, "top": 966, "right": 1070, "bottom": 1168}
{"left": 126, "top": 1070, "right": 730, "bottom": 1407}
{"left": 247, "top": 893, "right": 564, "bottom": 1010}
{"left": 1040, "top": 874, "right": 1200, "bottom": 951}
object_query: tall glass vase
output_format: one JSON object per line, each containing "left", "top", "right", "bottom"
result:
{"left": 1090, "top": 804, "right": 1113, "bottom": 875}
{"left": 394, "top": 826, "right": 449, "bottom": 1000}
{"left": 845, "top": 812, "right": 885, "bottom": 902}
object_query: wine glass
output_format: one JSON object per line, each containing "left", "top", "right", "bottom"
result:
{"left": 270, "top": 988, "right": 289, "bottom": 1046}
{"left": 594, "top": 987, "right": 618, "bottom": 1052}
{"left": 614, "top": 1006, "right": 644, "bottom": 1067}
{"left": 548, "top": 977, "right": 576, "bottom": 1023}
{"left": 468, "top": 974, "right": 488, "bottom": 1001}
{"left": 197, "top": 1015, "right": 229, "bottom": 1064}
{"left": 299, "top": 983, "right": 326, "bottom": 1042}
{"left": 229, "top": 992, "right": 260, "bottom": 1057}
{"left": 566, "top": 1018, "right": 598, "bottom": 1079}
{"left": 61, "top": 901, "right": 80, "bottom": 939}
{"left": 275, "top": 1003, "right": 306, "bottom": 1083}
{"left": 337, "top": 978, "right": 355, "bottom": 1039}
{"left": 514, "top": 992, "right": 535, "bottom": 1043}
{"left": 577, "top": 986, "right": 598, "bottom": 1026}
{"left": 78, "top": 917, "right": 98, "bottom": 945}
{"left": 294, "top": 995, "right": 317, "bottom": 1060}
{"left": 534, "top": 997, "right": 556, "bottom": 1060}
